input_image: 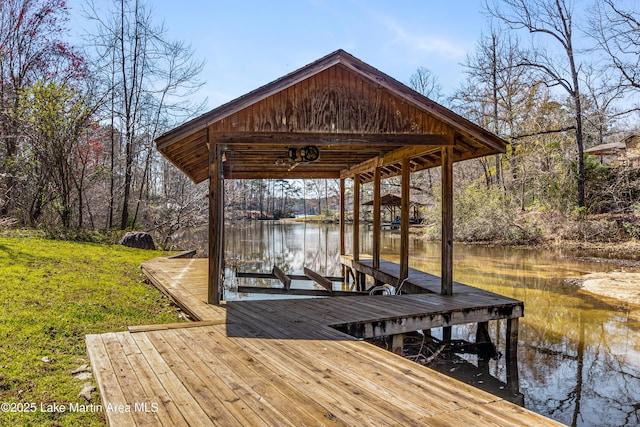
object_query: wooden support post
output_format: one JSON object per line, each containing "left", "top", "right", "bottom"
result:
{"left": 476, "top": 321, "right": 490, "bottom": 344}
{"left": 441, "top": 144, "right": 454, "bottom": 295}
{"left": 392, "top": 333, "right": 405, "bottom": 356}
{"left": 506, "top": 318, "right": 520, "bottom": 392}
{"left": 399, "top": 156, "right": 410, "bottom": 281}
{"left": 340, "top": 177, "right": 345, "bottom": 257}
{"left": 373, "top": 167, "right": 381, "bottom": 270}
{"left": 357, "top": 272, "right": 366, "bottom": 292}
{"left": 476, "top": 321, "right": 492, "bottom": 363}
{"left": 353, "top": 175, "right": 360, "bottom": 262}
{"left": 506, "top": 318, "right": 519, "bottom": 361}
{"left": 208, "top": 137, "right": 223, "bottom": 305}
{"left": 443, "top": 326, "right": 452, "bottom": 344}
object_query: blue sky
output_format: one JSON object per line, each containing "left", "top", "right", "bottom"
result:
{"left": 68, "top": 1, "right": 489, "bottom": 110}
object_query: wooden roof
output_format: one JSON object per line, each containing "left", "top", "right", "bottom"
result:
{"left": 156, "top": 50, "right": 508, "bottom": 184}
{"left": 584, "top": 141, "right": 626, "bottom": 156}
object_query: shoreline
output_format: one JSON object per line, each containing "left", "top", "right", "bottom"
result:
{"left": 549, "top": 240, "right": 640, "bottom": 307}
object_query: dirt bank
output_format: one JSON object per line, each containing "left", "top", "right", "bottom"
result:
{"left": 546, "top": 239, "right": 640, "bottom": 263}
{"left": 569, "top": 272, "right": 640, "bottom": 306}
{"left": 546, "top": 240, "right": 640, "bottom": 307}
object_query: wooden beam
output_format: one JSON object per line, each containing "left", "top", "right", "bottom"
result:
{"left": 236, "top": 286, "right": 366, "bottom": 297}
{"left": 340, "top": 177, "right": 346, "bottom": 256}
{"left": 353, "top": 174, "right": 360, "bottom": 262}
{"left": 272, "top": 265, "right": 292, "bottom": 290}
{"left": 210, "top": 131, "right": 453, "bottom": 146}
{"left": 236, "top": 271, "right": 344, "bottom": 282}
{"left": 399, "top": 156, "right": 410, "bottom": 282}
{"left": 208, "top": 137, "right": 223, "bottom": 305}
{"left": 343, "top": 157, "right": 383, "bottom": 179}
{"left": 128, "top": 320, "right": 226, "bottom": 333}
{"left": 341, "top": 145, "right": 442, "bottom": 179}
{"left": 303, "top": 267, "right": 333, "bottom": 292}
{"left": 441, "top": 144, "right": 454, "bottom": 295}
{"left": 373, "top": 167, "right": 381, "bottom": 270}
{"left": 340, "top": 304, "right": 523, "bottom": 339}
{"left": 224, "top": 170, "right": 342, "bottom": 180}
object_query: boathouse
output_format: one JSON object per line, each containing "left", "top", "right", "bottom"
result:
{"left": 83, "top": 50, "right": 566, "bottom": 427}
{"left": 156, "top": 49, "right": 507, "bottom": 302}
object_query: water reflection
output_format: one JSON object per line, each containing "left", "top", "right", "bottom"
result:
{"left": 225, "top": 221, "right": 342, "bottom": 277}
{"left": 175, "top": 222, "right": 640, "bottom": 427}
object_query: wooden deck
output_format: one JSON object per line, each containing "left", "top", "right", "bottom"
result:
{"left": 85, "top": 257, "right": 562, "bottom": 426}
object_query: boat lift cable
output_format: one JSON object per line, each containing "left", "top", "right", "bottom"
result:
{"left": 396, "top": 277, "right": 410, "bottom": 295}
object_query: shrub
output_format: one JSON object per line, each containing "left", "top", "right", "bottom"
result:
{"left": 421, "top": 185, "right": 542, "bottom": 244}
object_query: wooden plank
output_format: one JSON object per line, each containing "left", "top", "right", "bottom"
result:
{"left": 303, "top": 267, "right": 333, "bottom": 292}
{"left": 132, "top": 333, "right": 214, "bottom": 427}
{"left": 115, "top": 332, "right": 190, "bottom": 426}
{"left": 340, "top": 145, "right": 441, "bottom": 179}
{"left": 128, "top": 320, "right": 225, "bottom": 333}
{"left": 162, "top": 328, "right": 288, "bottom": 427}
{"left": 167, "top": 249, "right": 197, "bottom": 259}
{"left": 88, "top": 256, "right": 563, "bottom": 427}
{"left": 262, "top": 334, "right": 463, "bottom": 418}
{"left": 85, "top": 334, "right": 137, "bottom": 427}
{"left": 140, "top": 258, "right": 226, "bottom": 322}
{"left": 271, "top": 265, "right": 292, "bottom": 290}
{"left": 181, "top": 326, "right": 338, "bottom": 426}
{"left": 101, "top": 332, "right": 161, "bottom": 426}
{"left": 222, "top": 327, "right": 417, "bottom": 426}
{"left": 211, "top": 131, "right": 452, "bottom": 146}
{"left": 144, "top": 330, "right": 246, "bottom": 426}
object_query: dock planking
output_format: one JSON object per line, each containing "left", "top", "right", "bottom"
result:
{"left": 84, "top": 257, "right": 561, "bottom": 426}
{"left": 87, "top": 323, "right": 562, "bottom": 426}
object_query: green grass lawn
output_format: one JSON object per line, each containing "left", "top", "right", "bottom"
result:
{"left": 0, "top": 236, "right": 184, "bottom": 426}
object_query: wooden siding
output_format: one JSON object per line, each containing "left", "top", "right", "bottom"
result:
{"left": 210, "top": 64, "right": 451, "bottom": 135}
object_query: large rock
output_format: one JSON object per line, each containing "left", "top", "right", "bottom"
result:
{"left": 119, "top": 231, "right": 156, "bottom": 250}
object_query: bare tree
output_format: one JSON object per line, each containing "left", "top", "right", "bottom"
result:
{"left": 408, "top": 67, "right": 444, "bottom": 102}
{"left": 84, "top": 0, "right": 205, "bottom": 230}
{"left": 457, "top": 26, "right": 533, "bottom": 189}
{"left": 409, "top": 67, "right": 445, "bottom": 199}
{"left": 485, "top": 0, "right": 589, "bottom": 208}
{"left": 581, "top": 65, "right": 629, "bottom": 145}
{"left": 591, "top": 0, "right": 640, "bottom": 92}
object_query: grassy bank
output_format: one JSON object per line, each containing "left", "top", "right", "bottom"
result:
{"left": 0, "top": 237, "right": 183, "bottom": 426}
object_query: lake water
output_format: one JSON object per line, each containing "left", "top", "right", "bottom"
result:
{"left": 173, "top": 221, "right": 640, "bottom": 427}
